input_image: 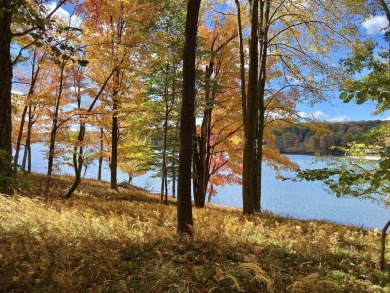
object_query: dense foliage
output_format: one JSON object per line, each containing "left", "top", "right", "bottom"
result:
{"left": 273, "top": 121, "right": 384, "bottom": 155}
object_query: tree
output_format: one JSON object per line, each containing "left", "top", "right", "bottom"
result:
{"left": 332, "top": 0, "right": 390, "bottom": 270}
{"left": 81, "top": 0, "right": 158, "bottom": 190}
{"left": 145, "top": 0, "right": 185, "bottom": 203}
{"left": 295, "top": 124, "right": 390, "bottom": 270}
{"left": 177, "top": 0, "right": 202, "bottom": 236}
{"left": 232, "top": 0, "right": 366, "bottom": 214}
{"left": 0, "top": 0, "right": 68, "bottom": 194}
{"left": 12, "top": 48, "right": 47, "bottom": 175}
{"left": 192, "top": 14, "right": 242, "bottom": 208}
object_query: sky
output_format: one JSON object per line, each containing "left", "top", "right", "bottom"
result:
{"left": 296, "top": 14, "right": 390, "bottom": 122}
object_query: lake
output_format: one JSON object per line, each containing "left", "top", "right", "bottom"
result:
{"left": 22, "top": 143, "right": 389, "bottom": 230}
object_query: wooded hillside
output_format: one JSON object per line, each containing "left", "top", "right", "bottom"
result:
{"left": 272, "top": 120, "right": 384, "bottom": 155}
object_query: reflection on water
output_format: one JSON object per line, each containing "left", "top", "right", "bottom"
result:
{"left": 22, "top": 144, "right": 389, "bottom": 229}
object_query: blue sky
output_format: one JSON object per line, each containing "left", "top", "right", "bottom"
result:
{"left": 297, "top": 14, "right": 390, "bottom": 122}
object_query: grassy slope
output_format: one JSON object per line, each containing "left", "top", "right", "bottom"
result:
{"left": 0, "top": 174, "right": 389, "bottom": 293}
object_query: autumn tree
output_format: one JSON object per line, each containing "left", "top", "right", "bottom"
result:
{"left": 12, "top": 48, "right": 47, "bottom": 175}
{"left": 0, "top": 0, "right": 70, "bottom": 194}
{"left": 232, "top": 0, "right": 366, "bottom": 214}
{"left": 192, "top": 13, "right": 243, "bottom": 208}
{"left": 145, "top": 0, "right": 185, "bottom": 203}
{"left": 81, "top": 0, "right": 159, "bottom": 190}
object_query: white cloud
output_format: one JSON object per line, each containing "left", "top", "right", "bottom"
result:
{"left": 298, "top": 111, "right": 349, "bottom": 122}
{"left": 362, "top": 15, "right": 388, "bottom": 35}
{"left": 45, "top": 2, "right": 82, "bottom": 28}
{"left": 327, "top": 115, "right": 349, "bottom": 122}
{"left": 298, "top": 110, "right": 326, "bottom": 119}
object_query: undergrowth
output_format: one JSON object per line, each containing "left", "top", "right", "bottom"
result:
{"left": 0, "top": 173, "right": 389, "bottom": 292}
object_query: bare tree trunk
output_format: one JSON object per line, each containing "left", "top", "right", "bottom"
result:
{"left": 242, "top": 0, "right": 260, "bottom": 214}
{"left": 177, "top": 0, "right": 202, "bottom": 236}
{"left": 64, "top": 124, "right": 84, "bottom": 199}
{"left": 25, "top": 106, "right": 33, "bottom": 173}
{"left": 164, "top": 169, "right": 168, "bottom": 204}
{"left": 110, "top": 95, "right": 119, "bottom": 190}
{"left": 235, "top": 0, "right": 247, "bottom": 121}
{"left": 254, "top": 0, "right": 270, "bottom": 210}
{"left": 13, "top": 106, "right": 28, "bottom": 174}
{"left": 380, "top": 219, "right": 390, "bottom": 270}
{"left": 161, "top": 67, "right": 169, "bottom": 202}
{"left": 45, "top": 60, "right": 66, "bottom": 198}
{"left": 0, "top": 0, "right": 13, "bottom": 195}
{"left": 98, "top": 128, "right": 104, "bottom": 181}
{"left": 192, "top": 118, "right": 199, "bottom": 203}
{"left": 194, "top": 61, "right": 213, "bottom": 208}
{"left": 171, "top": 135, "right": 177, "bottom": 198}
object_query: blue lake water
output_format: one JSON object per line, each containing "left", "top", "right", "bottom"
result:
{"left": 23, "top": 143, "right": 389, "bottom": 229}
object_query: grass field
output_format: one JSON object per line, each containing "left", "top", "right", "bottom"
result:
{"left": 0, "top": 173, "right": 389, "bottom": 292}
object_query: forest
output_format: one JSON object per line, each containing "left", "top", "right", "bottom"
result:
{"left": 273, "top": 120, "right": 385, "bottom": 154}
{"left": 0, "top": 0, "right": 389, "bottom": 292}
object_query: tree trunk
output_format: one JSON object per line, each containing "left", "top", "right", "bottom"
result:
{"left": 235, "top": 0, "right": 247, "bottom": 121}
{"left": 380, "top": 219, "right": 390, "bottom": 270}
{"left": 110, "top": 67, "right": 120, "bottom": 190}
{"left": 109, "top": 1, "right": 125, "bottom": 191}
{"left": 98, "top": 128, "right": 104, "bottom": 181}
{"left": 25, "top": 106, "right": 33, "bottom": 173}
{"left": 254, "top": 0, "right": 270, "bottom": 210}
{"left": 192, "top": 118, "right": 199, "bottom": 204}
{"left": 177, "top": 0, "right": 202, "bottom": 236}
{"left": 45, "top": 60, "right": 66, "bottom": 198}
{"left": 164, "top": 168, "right": 168, "bottom": 204}
{"left": 161, "top": 71, "right": 169, "bottom": 203}
{"left": 0, "top": 0, "right": 13, "bottom": 195}
{"left": 242, "top": 0, "right": 260, "bottom": 214}
{"left": 64, "top": 125, "right": 85, "bottom": 199}
{"left": 194, "top": 61, "right": 213, "bottom": 208}
{"left": 111, "top": 98, "right": 119, "bottom": 190}
{"left": 13, "top": 106, "right": 28, "bottom": 174}
{"left": 171, "top": 138, "right": 177, "bottom": 198}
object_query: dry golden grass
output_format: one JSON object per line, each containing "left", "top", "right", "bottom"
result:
{"left": 0, "top": 173, "right": 389, "bottom": 292}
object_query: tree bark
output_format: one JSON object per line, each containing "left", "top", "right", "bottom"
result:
{"left": 161, "top": 66, "right": 170, "bottom": 203}
{"left": 380, "top": 219, "right": 390, "bottom": 270}
{"left": 64, "top": 124, "right": 84, "bottom": 199}
{"left": 379, "top": 0, "right": 390, "bottom": 23}
{"left": 195, "top": 61, "right": 213, "bottom": 208}
{"left": 254, "top": 0, "right": 270, "bottom": 210}
{"left": 98, "top": 128, "right": 104, "bottom": 181}
{"left": 235, "top": 0, "right": 247, "bottom": 121}
{"left": 177, "top": 0, "right": 202, "bottom": 236}
{"left": 0, "top": 0, "right": 13, "bottom": 195}
{"left": 110, "top": 91, "right": 119, "bottom": 190}
{"left": 25, "top": 106, "right": 33, "bottom": 173}
{"left": 13, "top": 106, "right": 28, "bottom": 174}
{"left": 242, "top": 0, "right": 260, "bottom": 214}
